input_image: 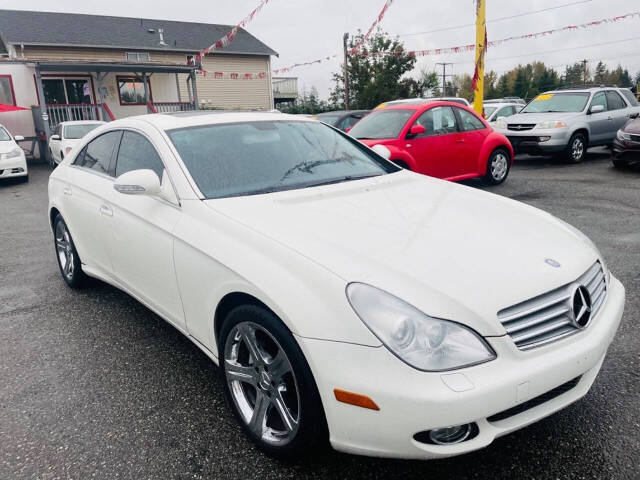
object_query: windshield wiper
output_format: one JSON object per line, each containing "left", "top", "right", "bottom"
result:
{"left": 300, "top": 173, "right": 382, "bottom": 189}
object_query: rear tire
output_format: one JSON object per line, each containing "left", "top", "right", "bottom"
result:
{"left": 565, "top": 133, "right": 586, "bottom": 163}
{"left": 219, "top": 305, "right": 327, "bottom": 459}
{"left": 484, "top": 148, "right": 511, "bottom": 185}
{"left": 53, "top": 214, "right": 87, "bottom": 288}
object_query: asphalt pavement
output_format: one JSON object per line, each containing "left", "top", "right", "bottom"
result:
{"left": 1, "top": 150, "right": 638, "bottom": 480}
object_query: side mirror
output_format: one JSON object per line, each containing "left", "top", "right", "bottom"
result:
{"left": 14, "top": 135, "right": 24, "bottom": 141}
{"left": 114, "top": 169, "right": 161, "bottom": 196}
{"left": 408, "top": 124, "right": 426, "bottom": 137}
{"left": 590, "top": 104, "right": 605, "bottom": 114}
{"left": 630, "top": 112, "right": 640, "bottom": 119}
{"left": 50, "top": 134, "right": 60, "bottom": 140}
{"left": 371, "top": 144, "right": 391, "bottom": 160}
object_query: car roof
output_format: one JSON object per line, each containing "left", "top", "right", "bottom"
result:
{"left": 125, "top": 111, "right": 314, "bottom": 131}
{"left": 380, "top": 100, "right": 475, "bottom": 111}
{"left": 59, "top": 120, "right": 106, "bottom": 126}
{"left": 316, "top": 110, "right": 369, "bottom": 116}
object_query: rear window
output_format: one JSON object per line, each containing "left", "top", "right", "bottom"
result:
{"left": 348, "top": 109, "right": 414, "bottom": 139}
{"left": 315, "top": 114, "right": 342, "bottom": 127}
{"left": 64, "top": 124, "right": 101, "bottom": 140}
{"left": 620, "top": 89, "right": 639, "bottom": 106}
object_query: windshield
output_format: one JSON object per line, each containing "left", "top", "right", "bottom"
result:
{"left": 167, "top": 121, "right": 397, "bottom": 199}
{"left": 64, "top": 124, "right": 101, "bottom": 139}
{"left": 315, "top": 114, "right": 342, "bottom": 126}
{"left": 0, "top": 127, "right": 11, "bottom": 141}
{"left": 484, "top": 106, "right": 497, "bottom": 117}
{"left": 348, "top": 109, "right": 414, "bottom": 139}
{"left": 521, "top": 92, "right": 590, "bottom": 113}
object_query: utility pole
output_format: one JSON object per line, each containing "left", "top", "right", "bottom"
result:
{"left": 436, "top": 62, "right": 453, "bottom": 96}
{"left": 581, "top": 59, "right": 589, "bottom": 84}
{"left": 343, "top": 33, "right": 350, "bottom": 110}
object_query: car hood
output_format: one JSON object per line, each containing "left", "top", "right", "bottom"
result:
{"left": 0, "top": 140, "right": 18, "bottom": 154}
{"left": 204, "top": 172, "right": 599, "bottom": 336}
{"left": 623, "top": 117, "right": 640, "bottom": 134}
{"left": 503, "top": 111, "right": 582, "bottom": 124}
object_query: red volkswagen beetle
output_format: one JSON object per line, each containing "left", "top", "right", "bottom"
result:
{"left": 348, "top": 100, "right": 514, "bottom": 184}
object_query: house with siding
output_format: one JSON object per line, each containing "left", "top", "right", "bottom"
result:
{"left": 0, "top": 9, "right": 277, "bottom": 159}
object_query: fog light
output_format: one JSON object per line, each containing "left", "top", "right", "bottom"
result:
{"left": 428, "top": 424, "right": 472, "bottom": 445}
{"left": 538, "top": 136, "right": 551, "bottom": 142}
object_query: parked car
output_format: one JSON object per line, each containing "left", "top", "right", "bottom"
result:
{"left": 612, "top": 112, "right": 640, "bottom": 169}
{"left": 483, "top": 102, "right": 522, "bottom": 123}
{"left": 313, "top": 110, "right": 370, "bottom": 132}
{"left": 48, "top": 111, "right": 624, "bottom": 460}
{"left": 0, "top": 123, "right": 27, "bottom": 182}
{"left": 494, "top": 87, "right": 640, "bottom": 162}
{"left": 49, "top": 121, "right": 106, "bottom": 164}
{"left": 349, "top": 100, "right": 514, "bottom": 184}
{"left": 376, "top": 97, "right": 471, "bottom": 109}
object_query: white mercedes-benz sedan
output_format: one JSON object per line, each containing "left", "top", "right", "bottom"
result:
{"left": 47, "top": 112, "right": 625, "bottom": 460}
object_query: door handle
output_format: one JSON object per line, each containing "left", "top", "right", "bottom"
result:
{"left": 607, "top": 116, "right": 614, "bottom": 121}
{"left": 63, "top": 187, "right": 72, "bottom": 196}
{"left": 99, "top": 204, "right": 113, "bottom": 217}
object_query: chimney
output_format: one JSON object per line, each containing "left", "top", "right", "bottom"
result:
{"left": 158, "top": 28, "right": 168, "bottom": 47}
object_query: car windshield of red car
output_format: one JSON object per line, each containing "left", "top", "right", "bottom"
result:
{"left": 348, "top": 109, "right": 414, "bottom": 140}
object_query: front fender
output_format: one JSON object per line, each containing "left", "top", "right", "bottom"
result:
{"left": 384, "top": 145, "right": 416, "bottom": 169}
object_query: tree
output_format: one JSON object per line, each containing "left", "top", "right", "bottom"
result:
{"left": 594, "top": 61, "right": 607, "bottom": 84}
{"left": 329, "top": 29, "right": 416, "bottom": 109}
{"left": 280, "top": 86, "right": 333, "bottom": 114}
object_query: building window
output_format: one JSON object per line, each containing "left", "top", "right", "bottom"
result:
{"left": 0, "top": 75, "right": 16, "bottom": 105}
{"left": 117, "top": 76, "right": 151, "bottom": 105}
{"left": 126, "top": 52, "right": 150, "bottom": 62}
{"left": 42, "top": 77, "right": 92, "bottom": 105}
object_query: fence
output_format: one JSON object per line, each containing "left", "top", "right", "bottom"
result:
{"left": 150, "top": 102, "right": 197, "bottom": 113}
{"left": 45, "top": 104, "right": 115, "bottom": 130}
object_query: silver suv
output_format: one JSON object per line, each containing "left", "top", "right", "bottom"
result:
{"left": 494, "top": 87, "right": 640, "bottom": 162}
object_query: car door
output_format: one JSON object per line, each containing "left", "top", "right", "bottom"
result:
{"left": 453, "top": 107, "right": 490, "bottom": 176}
{"left": 586, "top": 92, "right": 610, "bottom": 144}
{"left": 50, "top": 125, "right": 62, "bottom": 163}
{"left": 64, "top": 130, "right": 122, "bottom": 276}
{"left": 105, "top": 129, "right": 186, "bottom": 329}
{"left": 605, "top": 90, "right": 631, "bottom": 136}
{"left": 407, "top": 106, "right": 460, "bottom": 178}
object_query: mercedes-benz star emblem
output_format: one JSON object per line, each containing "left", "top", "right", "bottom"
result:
{"left": 569, "top": 284, "right": 592, "bottom": 328}
{"left": 545, "top": 258, "right": 561, "bottom": 268}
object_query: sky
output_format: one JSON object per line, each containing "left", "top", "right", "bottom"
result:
{"left": 2, "top": 0, "right": 639, "bottom": 99}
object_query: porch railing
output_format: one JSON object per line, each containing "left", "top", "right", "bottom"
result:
{"left": 151, "top": 101, "right": 196, "bottom": 113}
{"left": 46, "top": 103, "right": 115, "bottom": 130}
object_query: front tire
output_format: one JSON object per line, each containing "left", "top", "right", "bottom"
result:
{"left": 612, "top": 158, "right": 629, "bottom": 169}
{"left": 219, "top": 305, "right": 327, "bottom": 458}
{"left": 53, "top": 214, "right": 87, "bottom": 288}
{"left": 565, "top": 133, "right": 586, "bottom": 163}
{"left": 484, "top": 148, "right": 511, "bottom": 185}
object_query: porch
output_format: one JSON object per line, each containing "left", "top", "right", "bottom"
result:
{"left": 33, "top": 60, "right": 199, "bottom": 162}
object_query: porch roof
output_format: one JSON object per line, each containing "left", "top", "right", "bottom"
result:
{"left": 36, "top": 60, "right": 197, "bottom": 74}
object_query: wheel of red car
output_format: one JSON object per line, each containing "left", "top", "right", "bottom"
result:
{"left": 484, "top": 149, "right": 510, "bottom": 185}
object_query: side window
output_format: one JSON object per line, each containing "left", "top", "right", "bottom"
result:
{"left": 75, "top": 131, "right": 121, "bottom": 175}
{"left": 74, "top": 146, "right": 87, "bottom": 166}
{"left": 620, "top": 89, "right": 639, "bottom": 106}
{"left": 415, "top": 107, "right": 458, "bottom": 136}
{"left": 457, "top": 108, "right": 486, "bottom": 132}
{"left": 590, "top": 92, "right": 607, "bottom": 111}
{"left": 115, "top": 131, "right": 165, "bottom": 181}
{"left": 605, "top": 91, "right": 626, "bottom": 110}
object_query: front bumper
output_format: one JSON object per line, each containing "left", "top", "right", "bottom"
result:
{"left": 495, "top": 128, "right": 571, "bottom": 155}
{"left": 0, "top": 153, "right": 28, "bottom": 178}
{"left": 298, "top": 274, "right": 625, "bottom": 459}
{"left": 612, "top": 138, "right": 640, "bottom": 164}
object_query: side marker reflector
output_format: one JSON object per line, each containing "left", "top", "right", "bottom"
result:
{"left": 334, "top": 388, "right": 380, "bottom": 411}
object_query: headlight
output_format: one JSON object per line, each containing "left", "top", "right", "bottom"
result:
{"left": 495, "top": 119, "right": 507, "bottom": 130}
{"left": 617, "top": 130, "right": 631, "bottom": 141}
{"left": 346, "top": 283, "right": 496, "bottom": 371}
{"left": 536, "top": 121, "right": 567, "bottom": 129}
{"left": 2, "top": 147, "right": 23, "bottom": 159}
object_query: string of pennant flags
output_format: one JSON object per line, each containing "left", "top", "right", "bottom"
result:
{"left": 271, "top": 9, "right": 640, "bottom": 74}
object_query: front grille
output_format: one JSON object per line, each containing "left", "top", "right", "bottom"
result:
{"left": 630, "top": 134, "right": 640, "bottom": 143}
{"left": 498, "top": 262, "right": 607, "bottom": 350}
{"left": 487, "top": 376, "right": 582, "bottom": 423}
{"left": 507, "top": 123, "right": 536, "bottom": 131}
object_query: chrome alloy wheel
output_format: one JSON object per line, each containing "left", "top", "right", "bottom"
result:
{"left": 490, "top": 152, "right": 509, "bottom": 181}
{"left": 224, "top": 321, "right": 301, "bottom": 446}
{"left": 571, "top": 137, "right": 584, "bottom": 161}
{"left": 55, "top": 220, "right": 74, "bottom": 280}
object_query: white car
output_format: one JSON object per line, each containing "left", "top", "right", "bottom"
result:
{"left": 47, "top": 112, "right": 625, "bottom": 460}
{"left": 49, "top": 120, "right": 105, "bottom": 164}
{"left": 483, "top": 102, "right": 522, "bottom": 123}
{"left": 0, "top": 123, "right": 27, "bottom": 182}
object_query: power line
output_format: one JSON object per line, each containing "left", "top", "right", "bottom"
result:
{"left": 398, "top": 0, "right": 594, "bottom": 37}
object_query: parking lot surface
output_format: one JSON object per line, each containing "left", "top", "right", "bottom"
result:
{"left": 1, "top": 150, "right": 638, "bottom": 479}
